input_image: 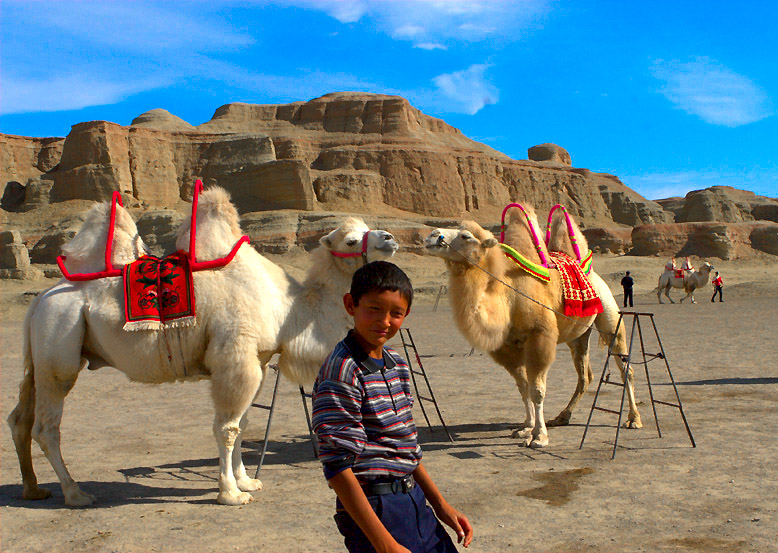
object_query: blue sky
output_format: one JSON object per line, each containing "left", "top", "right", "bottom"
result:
{"left": 1, "top": 0, "right": 776, "bottom": 200}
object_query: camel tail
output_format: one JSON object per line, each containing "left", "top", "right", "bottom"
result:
{"left": 7, "top": 293, "right": 49, "bottom": 500}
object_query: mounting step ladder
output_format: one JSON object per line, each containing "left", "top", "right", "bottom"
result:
{"left": 399, "top": 328, "right": 455, "bottom": 442}
{"left": 579, "top": 311, "right": 696, "bottom": 459}
{"left": 251, "top": 329, "right": 453, "bottom": 477}
{"left": 250, "top": 364, "right": 316, "bottom": 478}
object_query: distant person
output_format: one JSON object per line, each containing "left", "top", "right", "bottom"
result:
{"left": 621, "top": 271, "right": 634, "bottom": 308}
{"left": 681, "top": 257, "right": 694, "bottom": 272}
{"left": 665, "top": 258, "right": 677, "bottom": 272}
{"left": 711, "top": 271, "right": 723, "bottom": 302}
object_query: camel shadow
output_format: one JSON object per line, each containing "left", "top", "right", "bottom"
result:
{"left": 0, "top": 478, "right": 213, "bottom": 509}
{"left": 673, "top": 377, "right": 778, "bottom": 386}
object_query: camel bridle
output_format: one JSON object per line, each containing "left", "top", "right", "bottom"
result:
{"left": 329, "top": 231, "right": 371, "bottom": 266}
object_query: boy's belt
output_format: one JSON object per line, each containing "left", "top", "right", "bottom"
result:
{"left": 361, "top": 474, "right": 415, "bottom": 495}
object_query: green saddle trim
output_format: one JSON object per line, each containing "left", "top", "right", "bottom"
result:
{"left": 500, "top": 243, "right": 551, "bottom": 282}
{"left": 580, "top": 249, "right": 593, "bottom": 274}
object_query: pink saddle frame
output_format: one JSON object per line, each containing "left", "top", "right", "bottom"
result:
{"left": 499, "top": 202, "right": 549, "bottom": 268}
{"left": 57, "top": 179, "right": 250, "bottom": 281}
{"left": 544, "top": 204, "right": 583, "bottom": 263}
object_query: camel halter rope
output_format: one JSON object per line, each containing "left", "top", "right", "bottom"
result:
{"left": 329, "top": 231, "right": 371, "bottom": 265}
{"left": 434, "top": 235, "right": 616, "bottom": 341}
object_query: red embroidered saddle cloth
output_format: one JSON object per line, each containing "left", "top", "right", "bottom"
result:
{"left": 123, "top": 251, "right": 195, "bottom": 331}
{"left": 550, "top": 251, "right": 603, "bottom": 317}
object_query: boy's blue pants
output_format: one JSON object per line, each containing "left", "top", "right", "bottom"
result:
{"left": 334, "top": 484, "right": 458, "bottom": 553}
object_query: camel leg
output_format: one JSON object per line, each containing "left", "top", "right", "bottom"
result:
{"left": 33, "top": 360, "right": 96, "bottom": 506}
{"left": 522, "top": 334, "right": 556, "bottom": 449}
{"left": 548, "top": 330, "right": 593, "bottom": 427}
{"left": 506, "top": 365, "right": 534, "bottom": 440}
{"left": 7, "top": 368, "right": 51, "bottom": 500}
{"left": 612, "top": 355, "right": 643, "bottom": 429}
{"left": 665, "top": 287, "right": 675, "bottom": 304}
{"left": 232, "top": 410, "right": 262, "bottom": 492}
{"left": 209, "top": 346, "right": 263, "bottom": 505}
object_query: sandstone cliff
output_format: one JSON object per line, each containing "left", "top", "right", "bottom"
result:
{"left": 1, "top": 92, "right": 669, "bottom": 228}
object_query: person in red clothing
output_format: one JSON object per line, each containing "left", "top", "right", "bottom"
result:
{"left": 711, "top": 271, "right": 724, "bottom": 302}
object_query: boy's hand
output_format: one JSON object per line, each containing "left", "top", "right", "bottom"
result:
{"left": 376, "top": 539, "right": 411, "bottom": 553}
{"left": 434, "top": 502, "right": 473, "bottom": 548}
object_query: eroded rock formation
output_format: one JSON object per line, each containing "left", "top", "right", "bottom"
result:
{"left": 1, "top": 92, "right": 669, "bottom": 227}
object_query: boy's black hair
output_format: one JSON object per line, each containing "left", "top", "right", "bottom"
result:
{"left": 626, "top": 271, "right": 631, "bottom": 275}
{"left": 350, "top": 261, "right": 413, "bottom": 309}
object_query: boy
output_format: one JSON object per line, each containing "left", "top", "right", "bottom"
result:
{"left": 312, "top": 261, "right": 473, "bottom": 553}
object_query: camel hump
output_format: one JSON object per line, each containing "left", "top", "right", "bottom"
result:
{"left": 61, "top": 198, "right": 141, "bottom": 266}
{"left": 546, "top": 205, "right": 589, "bottom": 261}
{"left": 176, "top": 185, "right": 243, "bottom": 260}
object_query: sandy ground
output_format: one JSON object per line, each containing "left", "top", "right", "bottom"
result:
{"left": 1, "top": 252, "right": 777, "bottom": 553}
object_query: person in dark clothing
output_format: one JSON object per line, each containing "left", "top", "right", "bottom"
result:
{"left": 621, "top": 271, "right": 634, "bottom": 308}
{"left": 711, "top": 272, "right": 723, "bottom": 302}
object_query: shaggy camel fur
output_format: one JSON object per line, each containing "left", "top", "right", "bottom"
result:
{"left": 657, "top": 262, "right": 714, "bottom": 304}
{"left": 425, "top": 209, "right": 641, "bottom": 448}
{"left": 7, "top": 188, "right": 398, "bottom": 506}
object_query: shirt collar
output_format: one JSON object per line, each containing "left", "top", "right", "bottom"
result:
{"left": 344, "top": 330, "right": 397, "bottom": 374}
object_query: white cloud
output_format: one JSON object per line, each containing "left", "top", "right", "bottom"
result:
{"left": 415, "top": 43, "right": 447, "bottom": 51}
{"left": 651, "top": 57, "right": 773, "bottom": 127}
{"left": 5, "top": 1, "right": 253, "bottom": 54}
{"left": 432, "top": 64, "right": 498, "bottom": 115}
{"left": 1, "top": 74, "right": 172, "bottom": 115}
{"left": 282, "top": 0, "right": 547, "bottom": 47}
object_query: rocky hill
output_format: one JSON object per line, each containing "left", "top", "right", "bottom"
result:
{"left": 1, "top": 92, "right": 776, "bottom": 276}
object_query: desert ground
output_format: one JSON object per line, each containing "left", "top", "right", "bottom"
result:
{"left": 1, "top": 251, "right": 777, "bottom": 552}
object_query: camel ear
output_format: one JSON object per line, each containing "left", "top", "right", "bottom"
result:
{"left": 483, "top": 238, "right": 498, "bottom": 249}
{"left": 320, "top": 233, "right": 333, "bottom": 248}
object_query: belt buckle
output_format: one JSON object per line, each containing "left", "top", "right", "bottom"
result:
{"left": 401, "top": 475, "right": 413, "bottom": 493}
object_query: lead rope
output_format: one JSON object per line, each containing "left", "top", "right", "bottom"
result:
{"left": 438, "top": 237, "right": 616, "bottom": 340}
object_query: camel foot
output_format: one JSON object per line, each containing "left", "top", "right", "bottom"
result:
{"left": 546, "top": 412, "right": 571, "bottom": 427}
{"left": 511, "top": 427, "right": 533, "bottom": 439}
{"left": 64, "top": 488, "right": 96, "bottom": 507}
{"left": 529, "top": 435, "right": 549, "bottom": 449}
{"left": 23, "top": 486, "right": 52, "bottom": 500}
{"left": 217, "top": 490, "right": 254, "bottom": 506}
{"left": 236, "top": 477, "right": 262, "bottom": 492}
{"left": 623, "top": 417, "right": 643, "bottom": 429}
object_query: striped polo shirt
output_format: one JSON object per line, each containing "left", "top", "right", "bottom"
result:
{"left": 312, "top": 330, "right": 422, "bottom": 480}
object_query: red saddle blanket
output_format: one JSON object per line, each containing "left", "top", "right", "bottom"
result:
{"left": 123, "top": 251, "right": 195, "bottom": 331}
{"left": 550, "top": 251, "right": 603, "bottom": 317}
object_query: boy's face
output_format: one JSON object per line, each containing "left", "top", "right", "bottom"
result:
{"left": 344, "top": 289, "right": 410, "bottom": 357}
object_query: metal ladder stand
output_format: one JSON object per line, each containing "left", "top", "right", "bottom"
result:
{"left": 398, "top": 328, "right": 455, "bottom": 442}
{"left": 251, "top": 365, "right": 317, "bottom": 478}
{"left": 579, "top": 311, "right": 696, "bottom": 459}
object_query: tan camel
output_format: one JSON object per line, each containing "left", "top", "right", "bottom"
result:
{"left": 657, "top": 262, "right": 714, "bottom": 304}
{"left": 424, "top": 208, "right": 641, "bottom": 448}
{"left": 7, "top": 187, "right": 398, "bottom": 506}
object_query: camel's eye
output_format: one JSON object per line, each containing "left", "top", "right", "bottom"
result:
{"left": 346, "top": 239, "right": 358, "bottom": 246}
{"left": 461, "top": 232, "right": 474, "bottom": 241}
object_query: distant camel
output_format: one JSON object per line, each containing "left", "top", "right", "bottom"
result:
{"left": 424, "top": 206, "right": 641, "bottom": 448}
{"left": 657, "top": 262, "right": 714, "bottom": 304}
{"left": 7, "top": 187, "right": 398, "bottom": 506}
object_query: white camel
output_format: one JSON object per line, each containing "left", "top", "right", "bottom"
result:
{"left": 7, "top": 187, "right": 398, "bottom": 506}
{"left": 657, "top": 262, "right": 714, "bottom": 304}
{"left": 424, "top": 208, "right": 641, "bottom": 448}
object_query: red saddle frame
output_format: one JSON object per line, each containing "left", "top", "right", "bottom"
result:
{"left": 57, "top": 180, "right": 249, "bottom": 281}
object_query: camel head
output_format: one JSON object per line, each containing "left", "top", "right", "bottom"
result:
{"left": 320, "top": 217, "right": 399, "bottom": 266}
{"left": 699, "top": 261, "right": 714, "bottom": 274}
{"left": 424, "top": 221, "right": 498, "bottom": 265}
{"left": 61, "top": 198, "right": 149, "bottom": 274}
